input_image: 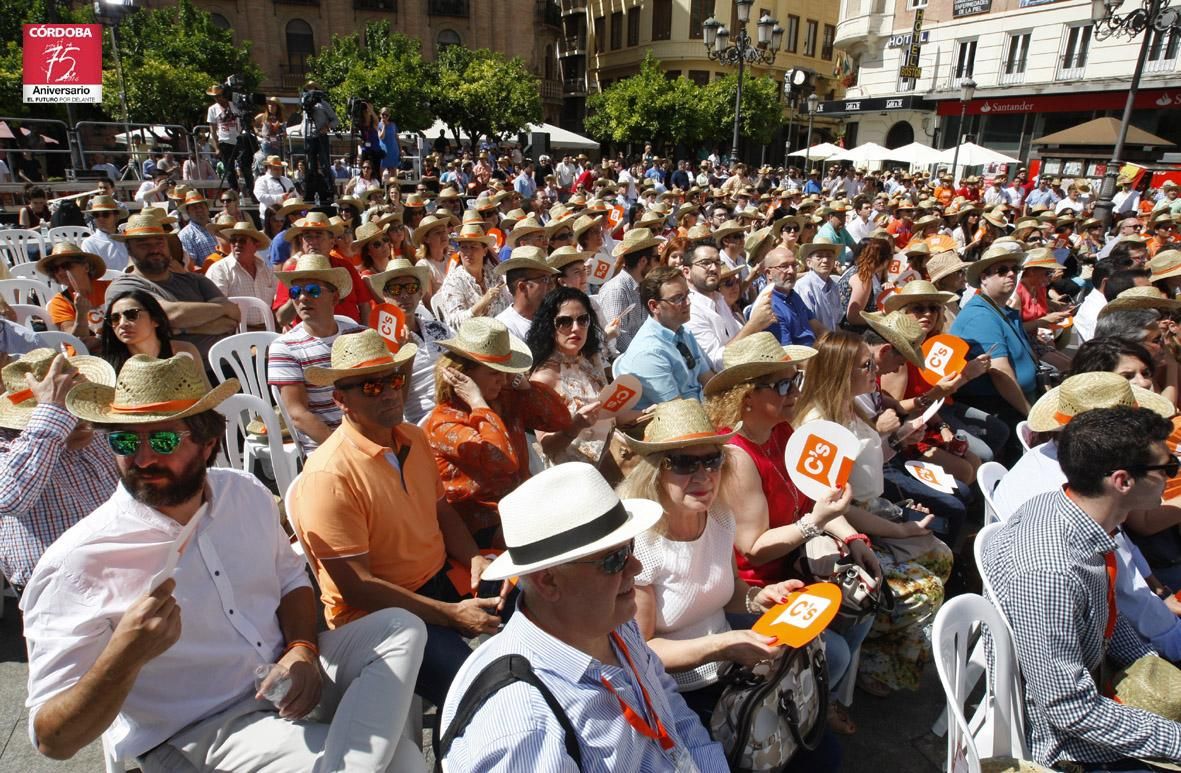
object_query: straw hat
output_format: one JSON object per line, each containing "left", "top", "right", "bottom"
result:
{"left": 453, "top": 223, "right": 496, "bottom": 247}
{"left": 624, "top": 398, "right": 740, "bottom": 454}
{"left": 286, "top": 211, "right": 343, "bottom": 239}
{"left": 494, "top": 246, "right": 560, "bottom": 279}
{"left": 436, "top": 187, "right": 461, "bottom": 202}
{"left": 66, "top": 354, "right": 239, "bottom": 425}
{"left": 1112, "top": 655, "right": 1181, "bottom": 726}
{"left": 712, "top": 220, "right": 746, "bottom": 242}
{"left": 85, "top": 195, "right": 126, "bottom": 217}
{"left": 905, "top": 241, "right": 931, "bottom": 259}
{"left": 506, "top": 216, "right": 547, "bottom": 246}
{"left": 274, "top": 253, "right": 353, "bottom": 296}
{"left": 214, "top": 221, "right": 270, "bottom": 248}
{"left": 364, "top": 258, "right": 431, "bottom": 299}
{"left": 745, "top": 227, "right": 775, "bottom": 266}
{"left": 547, "top": 246, "right": 593, "bottom": 271}
{"left": 1027, "top": 371, "right": 1174, "bottom": 433}
{"left": 336, "top": 195, "right": 365, "bottom": 214}
{"left": 882, "top": 280, "right": 957, "bottom": 313}
{"left": 208, "top": 212, "right": 237, "bottom": 235}
{"left": 402, "top": 193, "right": 428, "bottom": 209}
{"left": 262, "top": 155, "right": 287, "bottom": 170}
{"left": 0, "top": 349, "right": 115, "bottom": 430}
{"left": 480, "top": 462, "right": 663, "bottom": 582}
{"left": 927, "top": 252, "right": 969, "bottom": 285}
{"left": 685, "top": 223, "right": 714, "bottom": 243}
{"left": 798, "top": 241, "right": 840, "bottom": 262}
{"left": 612, "top": 227, "right": 661, "bottom": 258}
{"left": 572, "top": 214, "right": 604, "bottom": 241}
{"left": 1020, "top": 248, "right": 1061, "bottom": 271}
{"left": 1150, "top": 249, "right": 1181, "bottom": 282}
{"left": 861, "top": 310, "right": 925, "bottom": 368}
{"left": 351, "top": 221, "right": 390, "bottom": 251}
{"left": 966, "top": 245, "right": 1025, "bottom": 287}
{"left": 411, "top": 214, "right": 453, "bottom": 245}
{"left": 913, "top": 214, "right": 942, "bottom": 229}
{"left": 206, "top": 84, "right": 224, "bottom": 96}
{"left": 438, "top": 318, "right": 532, "bottom": 373}
{"left": 364, "top": 207, "right": 402, "bottom": 228}
{"left": 633, "top": 210, "right": 666, "bottom": 230}
{"left": 110, "top": 213, "right": 170, "bottom": 242}
{"left": 274, "top": 197, "right": 310, "bottom": 219}
{"left": 304, "top": 329, "right": 418, "bottom": 387}
{"left": 772, "top": 214, "right": 802, "bottom": 234}
{"left": 982, "top": 211, "right": 1008, "bottom": 229}
{"left": 703, "top": 332, "right": 816, "bottom": 398}
{"left": 35, "top": 241, "right": 106, "bottom": 278}
{"left": 501, "top": 208, "right": 528, "bottom": 230}
{"left": 1101, "top": 286, "right": 1181, "bottom": 314}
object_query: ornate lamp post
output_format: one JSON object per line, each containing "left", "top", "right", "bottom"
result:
{"left": 803, "top": 93, "right": 820, "bottom": 173}
{"left": 703, "top": 0, "right": 783, "bottom": 164}
{"left": 948, "top": 77, "right": 976, "bottom": 185}
{"left": 1090, "top": 0, "right": 1181, "bottom": 226}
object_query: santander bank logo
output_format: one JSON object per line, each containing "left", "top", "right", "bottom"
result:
{"left": 978, "top": 101, "right": 1034, "bottom": 114}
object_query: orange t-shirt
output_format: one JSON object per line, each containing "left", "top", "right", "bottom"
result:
{"left": 199, "top": 252, "right": 227, "bottom": 274}
{"left": 46, "top": 280, "right": 110, "bottom": 326}
{"left": 291, "top": 417, "right": 447, "bottom": 629}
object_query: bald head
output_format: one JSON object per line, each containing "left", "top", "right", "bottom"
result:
{"left": 763, "top": 247, "right": 798, "bottom": 291}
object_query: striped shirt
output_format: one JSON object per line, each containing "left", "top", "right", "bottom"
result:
{"left": 267, "top": 320, "right": 365, "bottom": 454}
{"left": 440, "top": 613, "right": 726, "bottom": 772}
{"left": 0, "top": 404, "right": 118, "bottom": 586}
{"left": 984, "top": 489, "right": 1181, "bottom": 768}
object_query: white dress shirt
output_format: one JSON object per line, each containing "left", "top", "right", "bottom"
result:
{"left": 21, "top": 470, "right": 310, "bottom": 761}
{"left": 204, "top": 256, "right": 278, "bottom": 325}
{"left": 253, "top": 173, "right": 295, "bottom": 213}
{"left": 81, "top": 229, "right": 130, "bottom": 272}
{"left": 794, "top": 270, "right": 842, "bottom": 332}
{"left": 846, "top": 214, "right": 873, "bottom": 245}
{"left": 1074, "top": 287, "right": 1107, "bottom": 343}
{"left": 685, "top": 285, "right": 744, "bottom": 370}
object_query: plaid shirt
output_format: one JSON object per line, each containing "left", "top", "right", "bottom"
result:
{"left": 178, "top": 221, "right": 219, "bottom": 267}
{"left": 985, "top": 489, "right": 1181, "bottom": 768}
{"left": 0, "top": 404, "right": 117, "bottom": 587}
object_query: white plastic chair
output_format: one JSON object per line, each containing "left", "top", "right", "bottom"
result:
{"left": 933, "top": 593, "right": 1029, "bottom": 773}
{"left": 101, "top": 269, "right": 126, "bottom": 282}
{"left": 216, "top": 393, "right": 297, "bottom": 498}
{"left": 10, "top": 303, "right": 52, "bottom": 329}
{"left": 0, "top": 229, "right": 46, "bottom": 266}
{"left": 1015, "top": 420, "right": 1034, "bottom": 453}
{"left": 208, "top": 331, "right": 278, "bottom": 402}
{"left": 271, "top": 384, "right": 308, "bottom": 464}
{"left": 3, "top": 265, "right": 54, "bottom": 297}
{"left": 102, "top": 732, "right": 127, "bottom": 772}
{"left": 977, "top": 462, "right": 1008, "bottom": 525}
{"left": 0, "top": 277, "right": 55, "bottom": 306}
{"left": 230, "top": 295, "right": 277, "bottom": 333}
{"left": 47, "top": 225, "right": 93, "bottom": 244}
{"left": 37, "top": 330, "right": 90, "bottom": 356}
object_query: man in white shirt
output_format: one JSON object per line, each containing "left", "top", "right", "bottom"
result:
{"left": 1074, "top": 257, "right": 1126, "bottom": 342}
{"left": 795, "top": 242, "right": 843, "bottom": 332}
{"left": 204, "top": 221, "right": 277, "bottom": 328}
{"left": 493, "top": 247, "right": 559, "bottom": 341}
{"left": 21, "top": 354, "right": 428, "bottom": 771}
{"left": 205, "top": 84, "right": 253, "bottom": 194}
{"left": 1055, "top": 186, "right": 1086, "bottom": 216}
{"left": 846, "top": 197, "right": 874, "bottom": 244}
{"left": 134, "top": 166, "right": 173, "bottom": 207}
{"left": 252, "top": 155, "right": 296, "bottom": 217}
{"left": 555, "top": 155, "right": 578, "bottom": 198}
{"left": 80, "top": 195, "right": 130, "bottom": 272}
{"left": 682, "top": 243, "right": 766, "bottom": 369}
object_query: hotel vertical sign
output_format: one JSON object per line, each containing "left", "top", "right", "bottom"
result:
{"left": 899, "top": 10, "right": 925, "bottom": 80}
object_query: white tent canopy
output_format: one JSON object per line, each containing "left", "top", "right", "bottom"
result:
{"left": 885, "top": 141, "right": 943, "bottom": 166}
{"left": 409, "top": 119, "right": 598, "bottom": 150}
{"left": 787, "top": 142, "right": 842, "bottom": 161}
{"left": 935, "top": 142, "right": 1020, "bottom": 166}
{"left": 826, "top": 142, "right": 895, "bottom": 164}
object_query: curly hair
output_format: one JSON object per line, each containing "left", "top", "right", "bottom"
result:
{"left": 853, "top": 237, "right": 892, "bottom": 285}
{"left": 705, "top": 383, "right": 756, "bottom": 431}
{"left": 526, "top": 287, "right": 602, "bottom": 372}
{"left": 660, "top": 235, "right": 691, "bottom": 266}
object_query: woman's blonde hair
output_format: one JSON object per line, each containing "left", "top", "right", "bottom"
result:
{"left": 616, "top": 442, "right": 742, "bottom": 535}
{"left": 433, "top": 351, "right": 479, "bottom": 405}
{"left": 705, "top": 383, "right": 755, "bottom": 431}
{"left": 792, "top": 330, "right": 873, "bottom": 428}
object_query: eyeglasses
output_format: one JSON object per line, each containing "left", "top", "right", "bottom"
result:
{"left": 106, "top": 307, "right": 145, "bottom": 325}
{"left": 523, "top": 274, "right": 555, "bottom": 287}
{"left": 1114, "top": 456, "right": 1181, "bottom": 479}
{"left": 93, "top": 211, "right": 117, "bottom": 218}
{"left": 227, "top": 236, "right": 253, "bottom": 245}
{"left": 551, "top": 231, "right": 573, "bottom": 241}
{"left": 753, "top": 373, "right": 803, "bottom": 396}
{"left": 661, "top": 451, "right": 725, "bottom": 476}
{"left": 339, "top": 371, "right": 407, "bottom": 397}
{"left": 384, "top": 281, "right": 421, "bottom": 297}
{"left": 105, "top": 430, "right": 192, "bottom": 456}
{"left": 567, "top": 540, "right": 634, "bottom": 575}
{"left": 289, "top": 283, "right": 328, "bottom": 300}
{"left": 555, "top": 313, "right": 591, "bottom": 331}
{"left": 689, "top": 258, "right": 721, "bottom": 269}
{"left": 675, "top": 340, "right": 696, "bottom": 370}
{"left": 720, "top": 276, "right": 741, "bottom": 289}
{"left": 907, "top": 304, "right": 944, "bottom": 315}
{"left": 659, "top": 292, "right": 691, "bottom": 307}
{"left": 987, "top": 264, "right": 1017, "bottom": 277}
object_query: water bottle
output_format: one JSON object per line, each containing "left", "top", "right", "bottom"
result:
{"left": 254, "top": 663, "right": 292, "bottom": 705}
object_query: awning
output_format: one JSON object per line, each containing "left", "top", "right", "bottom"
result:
{"left": 402, "top": 120, "right": 599, "bottom": 150}
{"left": 886, "top": 141, "right": 942, "bottom": 166}
{"left": 787, "top": 143, "right": 843, "bottom": 160}
{"left": 1032, "top": 117, "right": 1174, "bottom": 147}
{"left": 826, "top": 142, "right": 896, "bottom": 164}
{"left": 935, "top": 142, "right": 1020, "bottom": 166}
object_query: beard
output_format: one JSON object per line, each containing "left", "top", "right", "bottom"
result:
{"left": 134, "top": 251, "right": 172, "bottom": 275}
{"left": 122, "top": 451, "right": 208, "bottom": 508}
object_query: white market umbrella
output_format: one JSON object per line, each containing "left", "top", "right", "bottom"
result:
{"left": 826, "top": 142, "right": 895, "bottom": 164}
{"left": 935, "top": 142, "right": 1020, "bottom": 166}
{"left": 788, "top": 142, "right": 842, "bottom": 161}
{"left": 886, "top": 141, "right": 942, "bottom": 167}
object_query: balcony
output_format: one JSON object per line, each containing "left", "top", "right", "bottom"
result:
{"left": 541, "top": 79, "right": 562, "bottom": 101}
{"left": 563, "top": 77, "right": 587, "bottom": 95}
{"left": 1147, "top": 55, "right": 1179, "bottom": 73}
{"left": 998, "top": 69, "right": 1026, "bottom": 86}
{"left": 558, "top": 35, "right": 586, "bottom": 57}
{"left": 354, "top": 0, "right": 395, "bottom": 9}
{"left": 279, "top": 64, "right": 309, "bottom": 91}
{"left": 560, "top": 0, "right": 586, "bottom": 15}
{"left": 427, "top": 0, "right": 468, "bottom": 16}
{"left": 537, "top": 0, "right": 561, "bottom": 28}
{"left": 833, "top": 0, "right": 891, "bottom": 50}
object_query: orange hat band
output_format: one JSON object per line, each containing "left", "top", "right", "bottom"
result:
{"left": 353, "top": 356, "right": 396, "bottom": 368}
{"left": 465, "top": 350, "right": 511, "bottom": 364}
{"left": 123, "top": 227, "right": 166, "bottom": 236}
{"left": 110, "top": 398, "right": 200, "bottom": 415}
{"left": 5, "top": 388, "right": 33, "bottom": 405}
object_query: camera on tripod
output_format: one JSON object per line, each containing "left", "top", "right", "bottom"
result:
{"left": 223, "top": 73, "right": 266, "bottom": 113}
{"left": 347, "top": 97, "right": 370, "bottom": 129}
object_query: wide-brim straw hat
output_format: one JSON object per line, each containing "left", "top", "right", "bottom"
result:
{"left": 179, "top": 191, "right": 210, "bottom": 211}
{"left": 364, "top": 258, "right": 432, "bottom": 299}
{"left": 351, "top": 221, "right": 389, "bottom": 250}
{"left": 913, "top": 214, "right": 942, "bottom": 229}
{"left": 798, "top": 240, "right": 840, "bottom": 262}
{"left": 772, "top": 214, "right": 802, "bottom": 234}
{"left": 85, "top": 195, "right": 126, "bottom": 217}
{"left": 403, "top": 193, "right": 428, "bottom": 209}
{"left": 274, "top": 253, "right": 353, "bottom": 297}
{"left": 572, "top": 214, "right": 604, "bottom": 240}
{"left": 494, "top": 247, "right": 559, "bottom": 278}
{"left": 861, "top": 310, "right": 926, "bottom": 368}
{"left": 263, "top": 154, "right": 288, "bottom": 169}
{"left": 882, "top": 280, "right": 957, "bottom": 313}
{"left": 712, "top": 220, "right": 746, "bottom": 242}
{"left": 1101, "top": 286, "right": 1181, "bottom": 315}
{"left": 1027, "top": 371, "right": 1175, "bottom": 433}
{"left": 612, "top": 227, "right": 661, "bottom": 258}
{"left": 633, "top": 211, "right": 666, "bottom": 230}
{"left": 625, "top": 398, "right": 740, "bottom": 454}
{"left": 704, "top": 333, "right": 816, "bottom": 398}
{"left": 480, "top": 462, "right": 663, "bottom": 582}
{"left": 412, "top": 214, "right": 453, "bottom": 244}
{"left": 336, "top": 195, "right": 365, "bottom": 214}
{"left": 275, "top": 197, "right": 311, "bottom": 219}
{"left": 501, "top": 208, "right": 528, "bottom": 230}
{"left": 438, "top": 317, "right": 533, "bottom": 373}
{"left": 966, "top": 244, "right": 1025, "bottom": 287}
{"left": 982, "top": 212, "right": 1008, "bottom": 229}
{"left": 1150, "top": 249, "right": 1181, "bottom": 282}
{"left": 1020, "top": 248, "right": 1061, "bottom": 272}
{"left": 67, "top": 354, "right": 239, "bottom": 425}
{"left": 286, "top": 212, "right": 343, "bottom": 239}
{"left": 110, "top": 213, "right": 170, "bottom": 242}
{"left": 745, "top": 227, "right": 775, "bottom": 266}
{"left": 506, "top": 216, "right": 547, "bottom": 246}
{"left": 0, "top": 349, "right": 115, "bottom": 430}
{"left": 216, "top": 220, "right": 270, "bottom": 248}
{"left": 140, "top": 206, "right": 177, "bottom": 226}
{"left": 927, "top": 252, "right": 970, "bottom": 285}
{"left": 547, "top": 246, "right": 593, "bottom": 271}
{"left": 35, "top": 241, "right": 106, "bottom": 278}
{"left": 453, "top": 223, "right": 496, "bottom": 246}
{"left": 304, "top": 329, "right": 418, "bottom": 387}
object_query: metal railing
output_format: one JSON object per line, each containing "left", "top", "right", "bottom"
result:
{"left": 427, "top": 0, "right": 468, "bottom": 16}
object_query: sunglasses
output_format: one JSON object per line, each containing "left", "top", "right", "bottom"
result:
{"left": 368, "top": 238, "right": 389, "bottom": 248}
{"left": 720, "top": 276, "right": 740, "bottom": 289}
{"left": 384, "top": 281, "right": 421, "bottom": 297}
{"left": 227, "top": 236, "right": 253, "bottom": 245}
{"left": 1115, "top": 455, "right": 1181, "bottom": 479}
{"left": 662, "top": 451, "right": 725, "bottom": 476}
{"left": 105, "top": 430, "right": 192, "bottom": 456}
{"left": 551, "top": 231, "right": 573, "bottom": 241}
{"left": 753, "top": 373, "right": 803, "bottom": 396}
{"left": 93, "top": 211, "right": 117, "bottom": 218}
{"left": 289, "top": 283, "right": 328, "bottom": 300}
{"left": 555, "top": 313, "right": 591, "bottom": 331}
{"left": 339, "top": 371, "right": 407, "bottom": 397}
{"left": 907, "top": 304, "right": 944, "bottom": 315}
{"left": 781, "top": 225, "right": 800, "bottom": 233}
{"left": 675, "top": 340, "right": 696, "bottom": 370}
{"left": 987, "top": 264, "right": 1017, "bottom": 277}
{"left": 107, "top": 307, "right": 145, "bottom": 325}
{"left": 567, "top": 539, "right": 634, "bottom": 575}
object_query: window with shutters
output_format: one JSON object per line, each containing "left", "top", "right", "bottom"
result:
{"left": 822, "top": 25, "right": 835, "bottom": 60}
{"left": 610, "top": 11, "right": 623, "bottom": 50}
{"left": 955, "top": 39, "right": 976, "bottom": 80}
{"left": 689, "top": 0, "right": 708, "bottom": 39}
{"left": 594, "top": 16, "right": 605, "bottom": 53}
{"left": 1147, "top": 26, "right": 1181, "bottom": 72}
{"left": 1001, "top": 31, "right": 1031, "bottom": 83}
{"left": 785, "top": 15, "right": 799, "bottom": 53}
{"left": 1058, "top": 24, "right": 1091, "bottom": 79}
{"left": 627, "top": 7, "right": 640, "bottom": 46}
{"left": 653, "top": 0, "right": 672, "bottom": 41}
{"left": 804, "top": 20, "right": 817, "bottom": 57}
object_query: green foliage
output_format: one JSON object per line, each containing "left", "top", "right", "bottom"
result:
{"left": 700, "top": 72, "right": 784, "bottom": 145}
{"left": 102, "top": 58, "right": 210, "bottom": 126}
{"left": 434, "top": 46, "right": 542, "bottom": 146}
{"left": 307, "top": 21, "right": 435, "bottom": 133}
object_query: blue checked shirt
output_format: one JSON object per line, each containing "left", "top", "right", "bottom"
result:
{"left": 0, "top": 404, "right": 117, "bottom": 587}
{"left": 178, "top": 221, "right": 219, "bottom": 268}
{"left": 984, "top": 489, "right": 1181, "bottom": 768}
{"left": 440, "top": 613, "right": 726, "bottom": 772}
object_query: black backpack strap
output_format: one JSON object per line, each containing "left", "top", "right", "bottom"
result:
{"left": 436, "top": 654, "right": 583, "bottom": 771}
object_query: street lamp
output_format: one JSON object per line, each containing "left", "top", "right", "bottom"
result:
{"left": 1090, "top": 0, "right": 1181, "bottom": 226}
{"left": 94, "top": 0, "right": 135, "bottom": 170}
{"left": 702, "top": 0, "right": 782, "bottom": 165}
{"left": 803, "top": 92, "right": 820, "bottom": 174}
{"left": 948, "top": 77, "right": 977, "bottom": 186}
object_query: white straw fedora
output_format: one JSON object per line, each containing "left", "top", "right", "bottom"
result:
{"left": 704, "top": 333, "right": 816, "bottom": 398}
{"left": 861, "top": 310, "right": 926, "bottom": 368}
{"left": 437, "top": 317, "right": 533, "bottom": 373}
{"left": 481, "top": 462, "right": 662, "bottom": 581}
{"left": 624, "top": 398, "right": 740, "bottom": 454}
{"left": 364, "top": 258, "right": 431, "bottom": 300}
{"left": 274, "top": 253, "right": 353, "bottom": 297}
{"left": 1027, "top": 371, "right": 1175, "bottom": 433}
{"left": 66, "top": 354, "right": 239, "bottom": 425}
{"left": 0, "top": 349, "right": 115, "bottom": 430}
{"left": 304, "top": 329, "right": 418, "bottom": 387}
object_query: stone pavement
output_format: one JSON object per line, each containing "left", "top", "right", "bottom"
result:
{"left": 0, "top": 592, "right": 946, "bottom": 772}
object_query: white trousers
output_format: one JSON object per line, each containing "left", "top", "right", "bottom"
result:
{"left": 140, "top": 608, "right": 428, "bottom": 773}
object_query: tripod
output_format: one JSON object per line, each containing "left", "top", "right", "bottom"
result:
{"left": 217, "top": 131, "right": 256, "bottom": 198}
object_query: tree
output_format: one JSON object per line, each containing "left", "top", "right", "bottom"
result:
{"left": 306, "top": 21, "right": 435, "bottom": 133}
{"left": 433, "top": 46, "right": 542, "bottom": 147}
{"left": 584, "top": 53, "right": 704, "bottom": 151}
{"left": 700, "top": 72, "right": 785, "bottom": 147}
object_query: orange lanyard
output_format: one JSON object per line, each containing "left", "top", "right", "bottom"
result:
{"left": 1104, "top": 551, "right": 1118, "bottom": 642}
{"left": 599, "top": 632, "right": 676, "bottom": 752}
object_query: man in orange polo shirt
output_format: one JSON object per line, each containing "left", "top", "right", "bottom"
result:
{"left": 38, "top": 242, "right": 109, "bottom": 353}
{"left": 290, "top": 329, "right": 502, "bottom": 708}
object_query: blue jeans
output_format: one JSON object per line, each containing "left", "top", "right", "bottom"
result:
{"left": 941, "top": 400, "right": 1011, "bottom": 464}
{"left": 882, "top": 461, "right": 972, "bottom": 549}
{"left": 826, "top": 614, "right": 874, "bottom": 700}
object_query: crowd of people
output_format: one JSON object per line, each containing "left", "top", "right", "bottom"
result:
{"left": 4, "top": 136, "right": 1181, "bottom": 773}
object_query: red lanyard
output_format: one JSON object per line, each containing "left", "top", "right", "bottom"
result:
{"left": 1104, "top": 551, "right": 1118, "bottom": 642}
{"left": 599, "top": 632, "right": 675, "bottom": 752}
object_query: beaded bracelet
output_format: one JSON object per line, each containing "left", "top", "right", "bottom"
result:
{"left": 744, "top": 586, "right": 762, "bottom": 614}
{"left": 844, "top": 533, "right": 873, "bottom": 550}
{"left": 284, "top": 639, "right": 320, "bottom": 658}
